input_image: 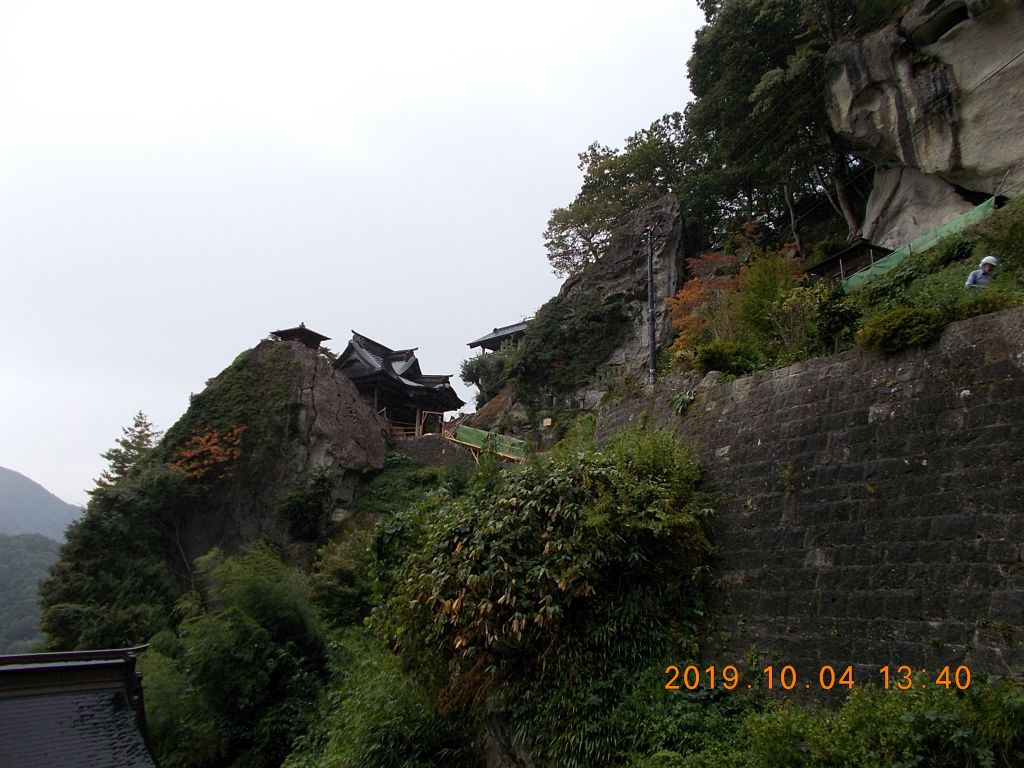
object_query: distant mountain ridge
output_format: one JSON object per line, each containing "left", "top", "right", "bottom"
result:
{"left": 0, "top": 533, "right": 60, "bottom": 653}
{"left": 0, "top": 467, "right": 81, "bottom": 541}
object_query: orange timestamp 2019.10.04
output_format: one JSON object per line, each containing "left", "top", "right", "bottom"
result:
{"left": 663, "top": 664, "right": 973, "bottom": 692}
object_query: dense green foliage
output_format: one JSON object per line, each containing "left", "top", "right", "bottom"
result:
{"left": 512, "top": 293, "right": 627, "bottom": 411}
{"left": 460, "top": 342, "right": 520, "bottom": 407}
{"left": 855, "top": 200, "right": 1024, "bottom": 310}
{"left": 92, "top": 411, "right": 161, "bottom": 492}
{"left": 544, "top": 115, "right": 693, "bottom": 276}
{"left": 856, "top": 306, "right": 948, "bottom": 354}
{"left": 667, "top": 197, "right": 1023, "bottom": 373}
{"left": 39, "top": 411, "right": 1024, "bottom": 768}
{"left": 39, "top": 462, "right": 187, "bottom": 649}
{"left": 161, "top": 347, "right": 296, "bottom": 454}
{"left": 141, "top": 544, "right": 326, "bottom": 768}
{"left": 632, "top": 676, "right": 1024, "bottom": 767}
{"left": 39, "top": 345, "right": 324, "bottom": 652}
{"left": 350, "top": 452, "right": 468, "bottom": 518}
{"left": 0, "top": 533, "right": 60, "bottom": 653}
{"left": 378, "top": 429, "right": 714, "bottom": 767}
{"left": 851, "top": 197, "right": 1024, "bottom": 352}
{"left": 458, "top": 293, "right": 629, "bottom": 414}
{"left": 669, "top": 249, "right": 859, "bottom": 373}
{"left": 543, "top": 0, "right": 914, "bottom": 276}
{"left": 308, "top": 452, "right": 469, "bottom": 629}
{"left": 692, "top": 339, "right": 761, "bottom": 376}
{"left": 284, "top": 629, "right": 480, "bottom": 768}
{"left": 277, "top": 468, "right": 341, "bottom": 540}
{"left": 159, "top": 345, "right": 300, "bottom": 490}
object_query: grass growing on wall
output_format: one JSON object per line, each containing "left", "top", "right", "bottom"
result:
{"left": 851, "top": 197, "right": 1024, "bottom": 353}
{"left": 668, "top": 198, "right": 1024, "bottom": 369}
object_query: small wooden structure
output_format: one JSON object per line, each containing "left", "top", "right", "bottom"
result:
{"left": 467, "top": 321, "right": 529, "bottom": 353}
{"left": 270, "top": 322, "right": 330, "bottom": 350}
{"left": 804, "top": 239, "right": 891, "bottom": 282}
{"left": 334, "top": 332, "right": 464, "bottom": 436}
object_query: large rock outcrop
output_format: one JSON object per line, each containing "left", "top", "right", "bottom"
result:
{"left": 161, "top": 339, "right": 387, "bottom": 567}
{"left": 559, "top": 195, "right": 684, "bottom": 407}
{"left": 825, "top": 0, "right": 1024, "bottom": 247}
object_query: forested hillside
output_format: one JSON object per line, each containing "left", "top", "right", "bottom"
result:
{"left": 0, "top": 466, "right": 81, "bottom": 541}
{"left": 465, "top": 0, "right": 1024, "bottom": 426}
{"left": 0, "top": 533, "right": 60, "bottom": 653}
{"left": 34, "top": 1, "right": 1024, "bottom": 766}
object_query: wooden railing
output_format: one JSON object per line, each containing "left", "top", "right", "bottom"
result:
{"left": 385, "top": 411, "right": 452, "bottom": 438}
{"left": 388, "top": 420, "right": 418, "bottom": 438}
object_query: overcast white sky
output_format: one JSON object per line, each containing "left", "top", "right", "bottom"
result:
{"left": 0, "top": 0, "right": 703, "bottom": 506}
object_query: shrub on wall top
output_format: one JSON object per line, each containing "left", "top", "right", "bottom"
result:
{"left": 856, "top": 306, "right": 948, "bottom": 355}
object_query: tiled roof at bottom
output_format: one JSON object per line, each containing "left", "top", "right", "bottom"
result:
{"left": 0, "top": 689, "right": 157, "bottom": 768}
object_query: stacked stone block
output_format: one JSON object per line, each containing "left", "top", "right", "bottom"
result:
{"left": 597, "top": 307, "right": 1024, "bottom": 687}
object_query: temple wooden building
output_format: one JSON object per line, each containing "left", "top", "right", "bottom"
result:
{"left": 270, "top": 323, "right": 330, "bottom": 350}
{"left": 804, "top": 238, "right": 891, "bottom": 282}
{"left": 334, "top": 332, "right": 464, "bottom": 436}
{"left": 467, "top": 320, "right": 529, "bottom": 353}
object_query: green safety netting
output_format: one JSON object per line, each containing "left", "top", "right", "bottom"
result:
{"left": 452, "top": 424, "right": 527, "bottom": 460}
{"left": 843, "top": 197, "right": 997, "bottom": 291}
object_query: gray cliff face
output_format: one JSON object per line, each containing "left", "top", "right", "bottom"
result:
{"left": 280, "top": 340, "right": 387, "bottom": 487}
{"left": 177, "top": 340, "right": 387, "bottom": 568}
{"left": 559, "top": 196, "right": 683, "bottom": 408}
{"left": 825, "top": 0, "right": 1024, "bottom": 247}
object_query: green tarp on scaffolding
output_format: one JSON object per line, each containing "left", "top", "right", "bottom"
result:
{"left": 843, "top": 197, "right": 997, "bottom": 291}
{"left": 452, "top": 424, "right": 527, "bottom": 460}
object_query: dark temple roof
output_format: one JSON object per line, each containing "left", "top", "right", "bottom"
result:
{"left": 467, "top": 320, "right": 529, "bottom": 351}
{"left": 334, "top": 331, "right": 464, "bottom": 412}
{"left": 270, "top": 322, "right": 331, "bottom": 349}
{"left": 0, "top": 647, "right": 157, "bottom": 768}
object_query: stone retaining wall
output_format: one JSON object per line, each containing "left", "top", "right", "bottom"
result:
{"left": 394, "top": 434, "right": 475, "bottom": 470}
{"left": 597, "top": 307, "right": 1024, "bottom": 686}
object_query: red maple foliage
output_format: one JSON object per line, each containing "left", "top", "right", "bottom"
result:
{"left": 172, "top": 426, "right": 245, "bottom": 482}
{"left": 667, "top": 250, "right": 739, "bottom": 353}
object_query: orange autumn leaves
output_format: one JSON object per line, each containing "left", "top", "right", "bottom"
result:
{"left": 172, "top": 426, "right": 245, "bottom": 482}
{"left": 668, "top": 250, "right": 741, "bottom": 355}
{"left": 668, "top": 245, "right": 805, "bottom": 360}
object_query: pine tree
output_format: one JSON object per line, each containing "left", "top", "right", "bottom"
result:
{"left": 91, "top": 411, "right": 161, "bottom": 493}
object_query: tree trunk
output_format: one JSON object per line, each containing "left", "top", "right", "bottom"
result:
{"left": 783, "top": 183, "right": 804, "bottom": 257}
{"left": 814, "top": 166, "right": 842, "bottom": 217}
{"left": 832, "top": 152, "right": 862, "bottom": 241}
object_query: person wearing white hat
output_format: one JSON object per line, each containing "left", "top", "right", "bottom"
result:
{"left": 965, "top": 255, "right": 998, "bottom": 288}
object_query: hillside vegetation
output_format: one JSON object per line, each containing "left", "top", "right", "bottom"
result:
{"left": 0, "top": 533, "right": 60, "bottom": 653}
{"left": 36, "top": 0, "right": 1024, "bottom": 766}
{"left": 41, "top": 406, "right": 1024, "bottom": 767}
{"left": 0, "top": 466, "right": 81, "bottom": 541}
{"left": 464, "top": 197, "right": 1023, "bottom": 424}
